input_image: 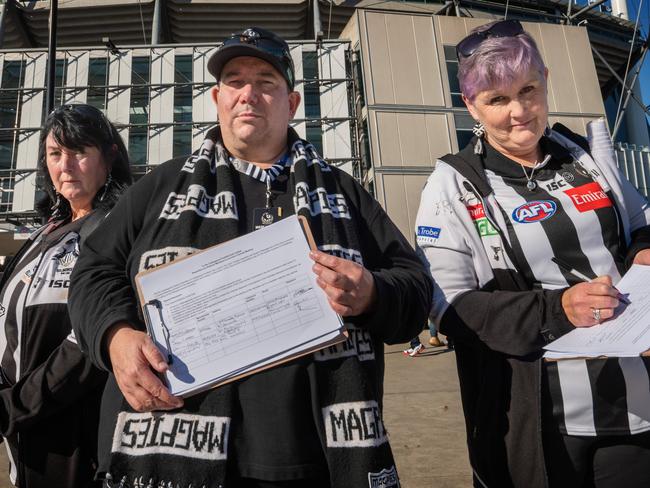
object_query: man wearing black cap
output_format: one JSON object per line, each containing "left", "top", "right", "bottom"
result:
{"left": 69, "top": 27, "right": 431, "bottom": 488}
{"left": 207, "top": 28, "right": 301, "bottom": 173}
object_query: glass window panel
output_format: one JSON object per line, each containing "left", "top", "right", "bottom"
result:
{"left": 43, "top": 59, "right": 66, "bottom": 113}
{"left": 129, "top": 127, "right": 148, "bottom": 166}
{"left": 457, "top": 130, "right": 474, "bottom": 151}
{"left": 302, "top": 51, "right": 323, "bottom": 155}
{"left": 0, "top": 143, "right": 13, "bottom": 170}
{"left": 174, "top": 54, "right": 192, "bottom": 124}
{"left": 173, "top": 127, "right": 192, "bottom": 158}
{"left": 451, "top": 94, "right": 464, "bottom": 107}
{"left": 454, "top": 113, "right": 475, "bottom": 151}
{"left": 443, "top": 45, "right": 457, "bottom": 60}
{"left": 360, "top": 119, "right": 371, "bottom": 170}
{"left": 55, "top": 59, "right": 66, "bottom": 106}
{"left": 87, "top": 58, "right": 108, "bottom": 111}
{"left": 351, "top": 49, "right": 365, "bottom": 110}
{"left": 130, "top": 56, "right": 150, "bottom": 126}
{"left": 306, "top": 124, "right": 323, "bottom": 155}
{"left": 0, "top": 60, "right": 24, "bottom": 129}
{"left": 128, "top": 57, "right": 151, "bottom": 168}
{"left": 302, "top": 51, "right": 321, "bottom": 120}
{"left": 447, "top": 61, "right": 460, "bottom": 94}
{"left": 0, "top": 60, "right": 25, "bottom": 172}
{"left": 444, "top": 45, "right": 464, "bottom": 108}
{"left": 173, "top": 54, "right": 193, "bottom": 158}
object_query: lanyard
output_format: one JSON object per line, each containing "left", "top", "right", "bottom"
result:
{"left": 265, "top": 178, "right": 273, "bottom": 208}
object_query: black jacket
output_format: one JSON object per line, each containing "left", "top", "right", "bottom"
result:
{"left": 416, "top": 129, "right": 650, "bottom": 488}
{"left": 68, "top": 152, "right": 432, "bottom": 481}
{"left": 0, "top": 217, "right": 106, "bottom": 488}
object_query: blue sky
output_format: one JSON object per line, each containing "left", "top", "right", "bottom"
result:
{"left": 626, "top": 0, "right": 649, "bottom": 125}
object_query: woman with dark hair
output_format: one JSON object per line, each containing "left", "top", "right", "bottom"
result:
{"left": 416, "top": 20, "right": 650, "bottom": 488}
{"left": 35, "top": 104, "right": 132, "bottom": 220}
{"left": 0, "top": 104, "right": 132, "bottom": 487}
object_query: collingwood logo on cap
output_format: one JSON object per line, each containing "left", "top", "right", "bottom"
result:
{"left": 241, "top": 28, "right": 260, "bottom": 40}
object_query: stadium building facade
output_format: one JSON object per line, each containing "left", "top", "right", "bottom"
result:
{"left": 0, "top": 0, "right": 647, "bottom": 254}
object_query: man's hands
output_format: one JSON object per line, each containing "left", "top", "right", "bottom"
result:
{"left": 561, "top": 275, "right": 620, "bottom": 327}
{"left": 106, "top": 323, "right": 184, "bottom": 412}
{"left": 310, "top": 250, "right": 377, "bottom": 316}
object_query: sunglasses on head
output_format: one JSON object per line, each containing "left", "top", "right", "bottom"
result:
{"left": 456, "top": 20, "right": 524, "bottom": 59}
{"left": 222, "top": 30, "right": 290, "bottom": 60}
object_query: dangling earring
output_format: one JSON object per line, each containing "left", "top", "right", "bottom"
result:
{"left": 472, "top": 121, "right": 485, "bottom": 155}
{"left": 543, "top": 125, "right": 552, "bottom": 137}
{"left": 50, "top": 187, "right": 62, "bottom": 219}
{"left": 99, "top": 173, "right": 113, "bottom": 202}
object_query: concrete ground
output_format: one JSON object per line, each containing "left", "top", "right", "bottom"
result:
{"left": 0, "top": 331, "right": 472, "bottom": 487}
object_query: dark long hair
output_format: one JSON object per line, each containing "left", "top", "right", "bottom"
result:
{"left": 36, "top": 104, "right": 133, "bottom": 220}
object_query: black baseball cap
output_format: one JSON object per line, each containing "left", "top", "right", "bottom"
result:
{"left": 207, "top": 27, "right": 295, "bottom": 90}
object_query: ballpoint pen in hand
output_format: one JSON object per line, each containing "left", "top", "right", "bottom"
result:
{"left": 551, "top": 257, "right": 631, "bottom": 305}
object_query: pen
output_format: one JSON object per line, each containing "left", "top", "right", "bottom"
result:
{"left": 145, "top": 299, "right": 174, "bottom": 365}
{"left": 551, "top": 257, "right": 631, "bottom": 305}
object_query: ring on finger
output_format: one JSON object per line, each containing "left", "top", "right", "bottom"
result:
{"left": 592, "top": 308, "right": 601, "bottom": 323}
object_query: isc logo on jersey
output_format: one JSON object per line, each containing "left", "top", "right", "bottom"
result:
{"left": 512, "top": 200, "right": 557, "bottom": 224}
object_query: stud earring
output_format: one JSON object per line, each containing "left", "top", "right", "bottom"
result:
{"left": 50, "top": 191, "right": 62, "bottom": 219}
{"left": 99, "top": 173, "right": 113, "bottom": 202}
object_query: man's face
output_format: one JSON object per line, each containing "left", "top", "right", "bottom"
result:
{"left": 211, "top": 56, "right": 301, "bottom": 155}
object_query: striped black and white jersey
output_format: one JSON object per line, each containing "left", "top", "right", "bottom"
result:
{"left": 482, "top": 140, "right": 650, "bottom": 436}
{"left": 0, "top": 216, "right": 106, "bottom": 487}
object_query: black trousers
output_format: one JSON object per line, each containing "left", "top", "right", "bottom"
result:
{"left": 543, "top": 427, "right": 650, "bottom": 488}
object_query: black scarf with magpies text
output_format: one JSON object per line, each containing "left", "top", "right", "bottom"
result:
{"left": 104, "top": 126, "right": 400, "bottom": 488}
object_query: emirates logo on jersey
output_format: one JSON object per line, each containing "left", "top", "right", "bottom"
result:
{"left": 466, "top": 204, "right": 485, "bottom": 221}
{"left": 564, "top": 182, "right": 612, "bottom": 213}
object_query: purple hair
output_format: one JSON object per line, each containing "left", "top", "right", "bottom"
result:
{"left": 458, "top": 22, "right": 546, "bottom": 101}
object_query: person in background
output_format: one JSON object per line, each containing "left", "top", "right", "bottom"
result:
{"left": 403, "top": 318, "right": 443, "bottom": 357}
{"left": 416, "top": 20, "right": 650, "bottom": 488}
{"left": 0, "top": 104, "right": 132, "bottom": 487}
{"left": 68, "top": 27, "right": 431, "bottom": 488}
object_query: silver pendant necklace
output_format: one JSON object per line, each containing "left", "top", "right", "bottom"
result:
{"left": 520, "top": 154, "right": 552, "bottom": 192}
{"left": 520, "top": 163, "right": 538, "bottom": 191}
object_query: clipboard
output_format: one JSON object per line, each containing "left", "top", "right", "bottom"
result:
{"left": 544, "top": 350, "right": 650, "bottom": 362}
{"left": 135, "top": 215, "right": 348, "bottom": 397}
{"left": 542, "top": 265, "right": 650, "bottom": 361}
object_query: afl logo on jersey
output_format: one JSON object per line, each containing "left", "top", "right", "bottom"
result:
{"left": 512, "top": 200, "right": 557, "bottom": 224}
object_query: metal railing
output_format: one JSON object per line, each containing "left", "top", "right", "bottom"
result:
{"left": 615, "top": 143, "right": 650, "bottom": 198}
{"left": 0, "top": 165, "right": 153, "bottom": 227}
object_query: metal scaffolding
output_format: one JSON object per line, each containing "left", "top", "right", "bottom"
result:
{"left": 0, "top": 38, "right": 359, "bottom": 227}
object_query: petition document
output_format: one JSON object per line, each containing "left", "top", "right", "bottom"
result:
{"left": 136, "top": 215, "right": 345, "bottom": 396}
{"left": 544, "top": 264, "right": 650, "bottom": 359}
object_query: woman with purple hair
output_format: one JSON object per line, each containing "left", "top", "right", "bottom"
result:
{"left": 415, "top": 20, "right": 650, "bottom": 488}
